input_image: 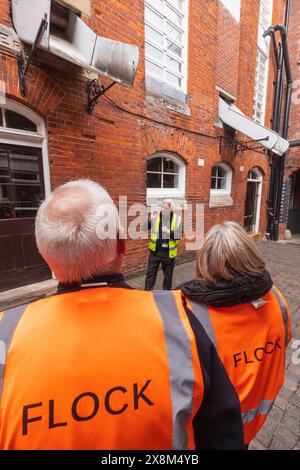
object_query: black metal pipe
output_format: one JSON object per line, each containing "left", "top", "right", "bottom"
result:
{"left": 289, "top": 139, "right": 300, "bottom": 147}
{"left": 265, "top": 36, "right": 283, "bottom": 237}
{"left": 264, "top": 1, "right": 292, "bottom": 240}
{"left": 274, "top": 22, "right": 293, "bottom": 240}
{"left": 274, "top": 43, "right": 284, "bottom": 133}
{"left": 264, "top": 24, "right": 292, "bottom": 84}
{"left": 283, "top": 83, "right": 293, "bottom": 139}
{"left": 284, "top": 0, "right": 292, "bottom": 33}
{"left": 270, "top": 29, "right": 280, "bottom": 69}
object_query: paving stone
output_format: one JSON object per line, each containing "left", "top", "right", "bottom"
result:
{"left": 271, "top": 437, "right": 295, "bottom": 450}
{"left": 288, "top": 363, "right": 300, "bottom": 377}
{"left": 255, "top": 416, "right": 278, "bottom": 447}
{"left": 281, "top": 412, "right": 300, "bottom": 435}
{"left": 286, "top": 403, "right": 300, "bottom": 421}
{"left": 283, "top": 370, "right": 300, "bottom": 392}
{"left": 274, "top": 395, "right": 288, "bottom": 411}
{"left": 289, "top": 393, "right": 300, "bottom": 408}
{"left": 249, "top": 439, "right": 267, "bottom": 450}
{"left": 269, "top": 404, "right": 284, "bottom": 422}
{"left": 278, "top": 386, "right": 293, "bottom": 400}
{"left": 274, "top": 423, "right": 298, "bottom": 447}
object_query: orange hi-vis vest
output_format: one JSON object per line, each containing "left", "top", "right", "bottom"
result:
{"left": 185, "top": 286, "right": 291, "bottom": 444}
{"left": 0, "top": 289, "right": 204, "bottom": 450}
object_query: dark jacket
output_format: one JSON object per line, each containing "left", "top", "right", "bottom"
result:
{"left": 57, "top": 274, "right": 244, "bottom": 450}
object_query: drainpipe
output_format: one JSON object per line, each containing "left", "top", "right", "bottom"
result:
{"left": 264, "top": 1, "right": 292, "bottom": 240}
{"left": 274, "top": 24, "right": 293, "bottom": 240}
{"left": 271, "top": 41, "right": 283, "bottom": 133}
{"left": 289, "top": 139, "right": 300, "bottom": 147}
{"left": 264, "top": 33, "right": 284, "bottom": 239}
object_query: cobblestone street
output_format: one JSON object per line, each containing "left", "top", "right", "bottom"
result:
{"left": 129, "top": 241, "right": 300, "bottom": 450}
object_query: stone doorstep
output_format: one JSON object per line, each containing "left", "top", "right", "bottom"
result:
{"left": 0, "top": 279, "right": 58, "bottom": 311}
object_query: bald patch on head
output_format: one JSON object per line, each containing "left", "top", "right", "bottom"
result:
{"left": 46, "top": 186, "right": 92, "bottom": 227}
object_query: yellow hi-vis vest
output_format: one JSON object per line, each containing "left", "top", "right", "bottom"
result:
{"left": 149, "top": 213, "right": 181, "bottom": 259}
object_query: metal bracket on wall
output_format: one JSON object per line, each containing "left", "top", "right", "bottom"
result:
{"left": 219, "top": 135, "right": 236, "bottom": 154}
{"left": 17, "top": 15, "right": 48, "bottom": 97}
{"left": 234, "top": 137, "right": 269, "bottom": 155}
{"left": 86, "top": 79, "right": 116, "bottom": 114}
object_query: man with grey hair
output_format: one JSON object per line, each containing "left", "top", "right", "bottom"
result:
{"left": 0, "top": 179, "right": 244, "bottom": 450}
{"left": 145, "top": 199, "right": 182, "bottom": 291}
{"left": 35, "top": 179, "right": 125, "bottom": 285}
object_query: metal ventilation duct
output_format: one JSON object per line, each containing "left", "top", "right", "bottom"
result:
{"left": 11, "top": 0, "right": 139, "bottom": 88}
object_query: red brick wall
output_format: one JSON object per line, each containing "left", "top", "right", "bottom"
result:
{"left": 217, "top": 2, "right": 240, "bottom": 98}
{"left": 284, "top": 0, "right": 300, "bottom": 180}
{"left": 0, "top": 0, "right": 287, "bottom": 276}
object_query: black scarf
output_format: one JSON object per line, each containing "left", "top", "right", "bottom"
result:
{"left": 180, "top": 269, "right": 273, "bottom": 307}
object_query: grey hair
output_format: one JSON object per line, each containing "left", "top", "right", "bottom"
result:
{"left": 162, "top": 198, "right": 175, "bottom": 211}
{"left": 35, "top": 179, "right": 121, "bottom": 284}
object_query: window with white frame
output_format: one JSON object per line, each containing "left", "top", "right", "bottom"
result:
{"left": 146, "top": 152, "right": 186, "bottom": 198}
{"left": 210, "top": 162, "right": 232, "bottom": 195}
{"left": 253, "top": 0, "right": 273, "bottom": 124}
{"left": 0, "top": 108, "right": 37, "bottom": 132}
{"left": 248, "top": 168, "right": 262, "bottom": 182}
{"left": 253, "top": 49, "right": 268, "bottom": 123}
{"left": 144, "top": 0, "right": 188, "bottom": 93}
{"left": 258, "top": 0, "right": 273, "bottom": 40}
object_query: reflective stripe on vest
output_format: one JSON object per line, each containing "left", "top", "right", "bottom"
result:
{"left": 0, "top": 305, "right": 27, "bottom": 400}
{"left": 153, "top": 291, "right": 195, "bottom": 450}
{"left": 271, "top": 287, "right": 289, "bottom": 347}
{"left": 188, "top": 300, "right": 217, "bottom": 347}
{"left": 242, "top": 399, "right": 274, "bottom": 424}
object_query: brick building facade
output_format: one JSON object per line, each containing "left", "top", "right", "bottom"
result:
{"left": 0, "top": 0, "right": 290, "bottom": 291}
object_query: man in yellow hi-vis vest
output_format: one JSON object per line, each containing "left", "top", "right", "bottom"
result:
{"left": 145, "top": 199, "right": 182, "bottom": 290}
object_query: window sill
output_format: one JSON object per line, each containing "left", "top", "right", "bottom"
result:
{"left": 147, "top": 189, "right": 187, "bottom": 208}
{"left": 145, "top": 76, "right": 190, "bottom": 116}
{"left": 209, "top": 193, "right": 233, "bottom": 208}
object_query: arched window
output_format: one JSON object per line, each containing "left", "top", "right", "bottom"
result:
{"left": 147, "top": 152, "right": 186, "bottom": 198}
{"left": 0, "top": 100, "right": 50, "bottom": 219}
{"left": 210, "top": 162, "right": 232, "bottom": 195}
{"left": 247, "top": 167, "right": 262, "bottom": 182}
{"left": 0, "top": 108, "right": 37, "bottom": 132}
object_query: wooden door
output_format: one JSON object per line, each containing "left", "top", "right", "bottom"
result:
{"left": 0, "top": 144, "right": 51, "bottom": 292}
{"left": 244, "top": 181, "right": 258, "bottom": 232}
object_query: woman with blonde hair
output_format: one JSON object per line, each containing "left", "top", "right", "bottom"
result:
{"left": 180, "top": 221, "right": 292, "bottom": 447}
